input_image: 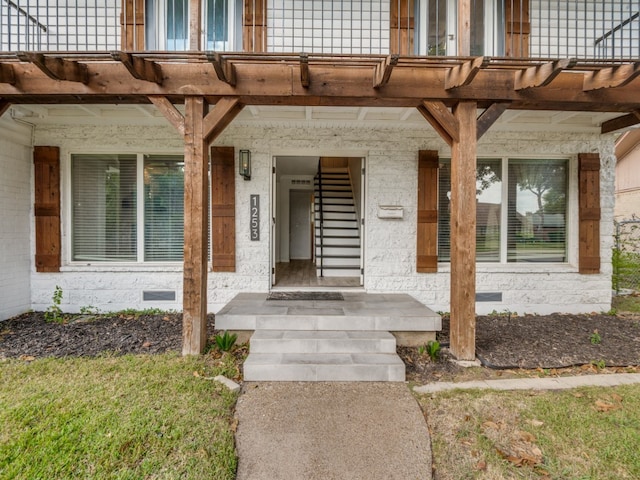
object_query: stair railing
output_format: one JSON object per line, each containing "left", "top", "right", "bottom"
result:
{"left": 317, "top": 159, "right": 324, "bottom": 277}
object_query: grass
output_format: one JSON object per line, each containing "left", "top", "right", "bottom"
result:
{"left": 613, "top": 294, "right": 640, "bottom": 314}
{"left": 418, "top": 384, "right": 640, "bottom": 479}
{"left": 0, "top": 353, "right": 240, "bottom": 479}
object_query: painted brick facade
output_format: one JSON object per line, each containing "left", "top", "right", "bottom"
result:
{"left": 0, "top": 118, "right": 33, "bottom": 320}
{"left": 28, "top": 120, "right": 614, "bottom": 315}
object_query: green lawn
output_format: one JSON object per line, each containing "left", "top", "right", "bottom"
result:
{"left": 0, "top": 353, "right": 239, "bottom": 479}
{"left": 419, "top": 384, "right": 640, "bottom": 479}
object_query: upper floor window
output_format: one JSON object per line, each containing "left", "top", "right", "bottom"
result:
{"left": 414, "top": 0, "right": 504, "bottom": 55}
{"left": 145, "top": 0, "right": 241, "bottom": 50}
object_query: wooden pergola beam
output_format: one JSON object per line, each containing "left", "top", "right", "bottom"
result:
{"left": 514, "top": 58, "right": 576, "bottom": 90}
{"left": 373, "top": 54, "right": 399, "bottom": 89}
{"left": 583, "top": 62, "right": 640, "bottom": 91}
{"left": 417, "top": 100, "right": 459, "bottom": 146}
{"left": 445, "top": 56, "right": 487, "bottom": 90}
{"left": 0, "top": 64, "right": 16, "bottom": 85}
{"left": 111, "top": 51, "right": 163, "bottom": 84}
{"left": 300, "top": 53, "right": 310, "bottom": 88}
{"left": 601, "top": 110, "right": 640, "bottom": 134}
{"left": 16, "top": 52, "right": 89, "bottom": 84}
{"left": 0, "top": 100, "right": 10, "bottom": 117}
{"left": 206, "top": 52, "right": 237, "bottom": 86}
{"left": 202, "top": 97, "right": 244, "bottom": 143}
{"left": 477, "top": 102, "right": 510, "bottom": 139}
{"left": 148, "top": 96, "right": 185, "bottom": 135}
{"left": 189, "top": 0, "right": 201, "bottom": 51}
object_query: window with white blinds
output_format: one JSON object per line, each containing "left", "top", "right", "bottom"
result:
{"left": 71, "top": 153, "right": 186, "bottom": 263}
{"left": 438, "top": 157, "right": 567, "bottom": 264}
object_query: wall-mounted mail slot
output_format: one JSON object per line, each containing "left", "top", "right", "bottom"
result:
{"left": 377, "top": 205, "right": 404, "bottom": 219}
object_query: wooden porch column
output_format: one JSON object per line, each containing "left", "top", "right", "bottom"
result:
{"left": 457, "top": 0, "right": 471, "bottom": 56}
{"left": 149, "top": 95, "right": 243, "bottom": 354}
{"left": 183, "top": 96, "right": 208, "bottom": 355}
{"left": 449, "top": 101, "right": 477, "bottom": 360}
{"left": 189, "top": 0, "right": 202, "bottom": 50}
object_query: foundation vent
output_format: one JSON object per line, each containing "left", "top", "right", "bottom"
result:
{"left": 143, "top": 291, "right": 176, "bottom": 302}
{"left": 475, "top": 292, "right": 503, "bottom": 302}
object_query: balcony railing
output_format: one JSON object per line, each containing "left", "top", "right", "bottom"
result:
{"left": 1, "top": 0, "right": 638, "bottom": 60}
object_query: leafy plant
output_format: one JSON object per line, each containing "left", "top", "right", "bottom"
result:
{"left": 590, "top": 330, "right": 602, "bottom": 345}
{"left": 79, "top": 305, "right": 99, "bottom": 315}
{"left": 44, "top": 285, "right": 64, "bottom": 323}
{"left": 214, "top": 331, "right": 238, "bottom": 352}
{"left": 591, "top": 359, "right": 606, "bottom": 370}
{"left": 115, "top": 307, "right": 168, "bottom": 318}
{"left": 426, "top": 340, "right": 441, "bottom": 362}
{"left": 418, "top": 345, "right": 426, "bottom": 356}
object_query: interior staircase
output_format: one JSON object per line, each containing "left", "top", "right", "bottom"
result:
{"left": 314, "top": 167, "right": 361, "bottom": 277}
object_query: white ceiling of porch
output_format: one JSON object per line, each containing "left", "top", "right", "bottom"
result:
{"left": 7, "top": 104, "right": 625, "bottom": 134}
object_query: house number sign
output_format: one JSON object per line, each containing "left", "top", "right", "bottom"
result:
{"left": 250, "top": 195, "right": 260, "bottom": 241}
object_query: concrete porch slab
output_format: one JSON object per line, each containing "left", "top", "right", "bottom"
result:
{"left": 216, "top": 292, "right": 442, "bottom": 334}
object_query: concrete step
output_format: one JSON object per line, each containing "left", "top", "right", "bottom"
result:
{"left": 319, "top": 219, "right": 358, "bottom": 228}
{"left": 315, "top": 204, "right": 356, "bottom": 213}
{"left": 316, "top": 246, "right": 360, "bottom": 257}
{"left": 318, "top": 236, "right": 360, "bottom": 246}
{"left": 316, "top": 267, "right": 361, "bottom": 277}
{"left": 315, "top": 211, "right": 357, "bottom": 221}
{"left": 317, "top": 256, "right": 360, "bottom": 267}
{"left": 243, "top": 352, "right": 405, "bottom": 381}
{"left": 318, "top": 197, "right": 355, "bottom": 205}
{"left": 250, "top": 330, "right": 397, "bottom": 354}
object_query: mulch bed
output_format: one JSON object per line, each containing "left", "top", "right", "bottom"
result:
{"left": 2, "top": 310, "right": 640, "bottom": 385}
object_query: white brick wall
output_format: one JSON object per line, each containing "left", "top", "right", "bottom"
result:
{"left": 32, "top": 120, "right": 615, "bottom": 315}
{"left": 0, "top": 117, "right": 33, "bottom": 320}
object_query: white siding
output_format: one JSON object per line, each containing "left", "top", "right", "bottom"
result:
{"left": 0, "top": 117, "right": 33, "bottom": 320}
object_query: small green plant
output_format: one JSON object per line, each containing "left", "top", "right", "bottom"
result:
{"left": 79, "top": 305, "right": 99, "bottom": 315}
{"left": 115, "top": 307, "right": 167, "bottom": 318}
{"left": 418, "top": 345, "right": 426, "bottom": 356}
{"left": 590, "top": 330, "right": 602, "bottom": 345}
{"left": 214, "top": 331, "right": 238, "bottom": 352}
{"left": 426, "top": 340, "right": 441, "bottom": 362}
{"left": 591, "top": 359, "right": 606, "bottom": 370}
{"left": 44, "top": 285, "right": 65, "bottom": 323}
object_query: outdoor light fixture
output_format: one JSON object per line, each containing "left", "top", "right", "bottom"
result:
{"left": 239, "top": 150, "right": 251, "bottom": 180}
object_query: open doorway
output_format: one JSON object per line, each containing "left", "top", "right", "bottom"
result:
{"left": 272, "top": 156, "right": 364, "bottom": 288}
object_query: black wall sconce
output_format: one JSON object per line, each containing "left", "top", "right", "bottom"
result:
{"left": 239, "top": 150, "right": 251, "bottom": 180}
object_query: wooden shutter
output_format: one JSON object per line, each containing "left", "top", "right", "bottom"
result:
{"left": 34, "top": 146, "right": 61, "bottom": 273}
{"left": 244, "top": 0, "right": 266, "bottom": 52}
{"left": 417, "top": 150, "right": 438, "bottom": 273}
{"left": 505, "top": 0, "right": 530, "bottom": 57}
{"left": 121, "top": 0, "right": 145, "bottom": 50}
{"left": 578, "top": 153, "right": 601, "bottom": 274}
{"left": 390, "top": 0, "right": 415, "bottom": 55}
{"left": 211, "top": 146, "right": 236, "bottom": 272}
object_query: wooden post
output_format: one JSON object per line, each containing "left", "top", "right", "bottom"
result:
{"left": 458, "top": 0, "right": 471, "bottom": 56}
{"left": 189, "top": 0, "right": 202, "bottom": 50}
{"left": 449, "top": 101, "right": 477, "bottom": 360}
{"left": 183, "top": 96, "right": 208, "bottom": 355}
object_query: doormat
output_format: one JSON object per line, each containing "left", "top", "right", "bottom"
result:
{"left": 267, "top": 292, "right": 344, "bottom": 301}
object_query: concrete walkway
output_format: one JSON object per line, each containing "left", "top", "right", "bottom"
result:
{"left": 234, "top": 382, "right": 432, "bottom": 480}
{"left": 413, "top": 373, "right": 640, "bottom": 394}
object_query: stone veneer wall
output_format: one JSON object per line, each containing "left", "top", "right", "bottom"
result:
{"left": 31, "top": 121, "right": 615, "bottom": 315}
{"left": 0, "top": 118, "right": 33, "bottom": 320}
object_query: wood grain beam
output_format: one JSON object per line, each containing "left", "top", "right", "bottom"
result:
{"left": 300, "top": 53, "right": 310, "bottom": 88}
{"left": 417, "top": 100, "right": 459, "bottom": 146}
{"left": 445, "top": 56, "right": 487, "bottom": 90}
{"left": 514, "top": 58, "right": 576, "bottom": 90}
{"left": 601, "top": 110, "right": 640, "bottom": 134}
{"left": 458, "top": 0, "right": 471, "bottom": 56}
{"left": 148, "top": 96, "right": 185, "bottom": 135}
{"left": 477, "top": 102, "right": 510, "bottom": 139}
{"left": 0, "top": 64, "right": 16, "bottom": 85}
{"left": 111, "top": 51, "right": 163, "bottom": 84}
{"left": 449, "top": 101, "right": 477, "bottom": 361}
{"left": 373, "top": 54, "right": 399, "bottom": 89}
{"left": 206, "top": 52, "right": 237, "bottom": 86}
{"left": 189, "top": 0, "right": 201, "bottom": 51}
{"left": 16, "top": 52, "right": 89, "bottom": 84}
{"left": 584, "top": 62, "right": 640, "bottom": 91}
{"left": 0, "top": 100, "right": 10, "bottom": 117}
{"left": 182, "top": 96, "right": 208, "bottom": 355}
{"left": 202, "top": 97, "right": 243, "bottom": 143}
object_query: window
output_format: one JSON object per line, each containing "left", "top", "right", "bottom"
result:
{"left": 71, "top": 154, "right": 185, "bottom": 263}
{"left": 438, "top": 158, "right": 568, "bottom": 264}
{"left": 145, "top": 0, "right": 240, "bottom": 50}
{"left": 414, "top": 0, "right": 504, "bottom": 55}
